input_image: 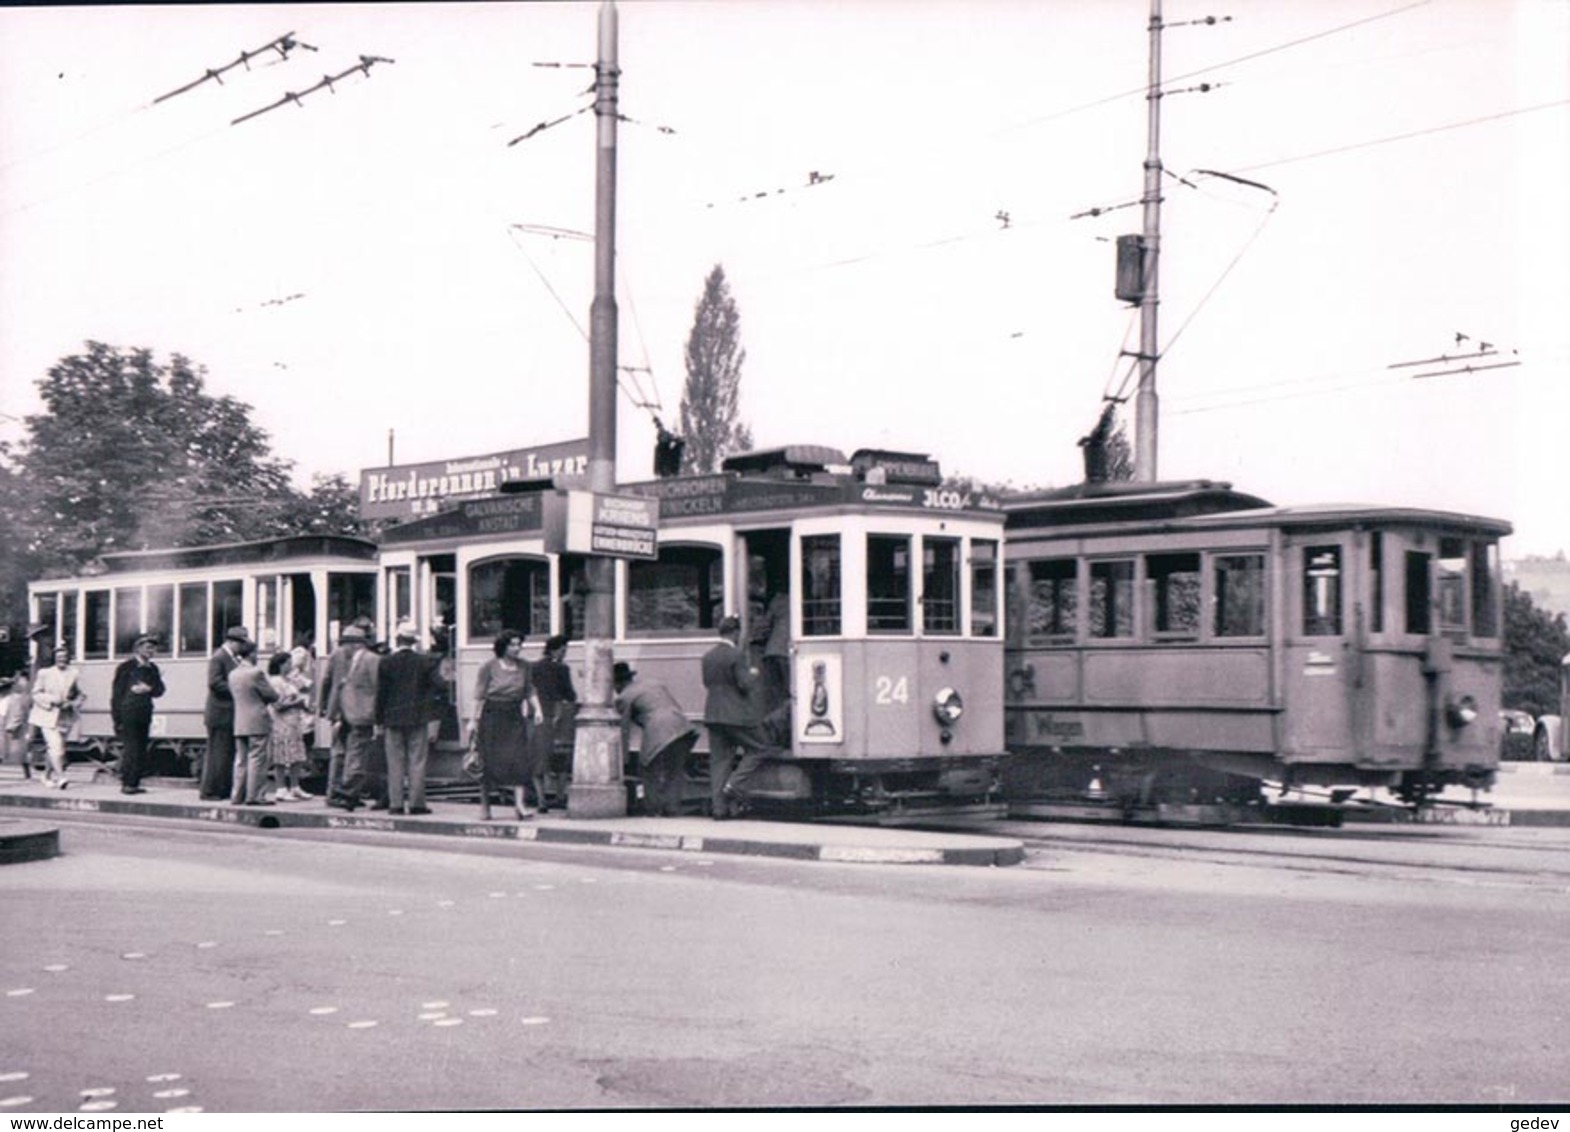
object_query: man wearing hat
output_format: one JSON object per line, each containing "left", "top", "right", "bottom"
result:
{"left": 701, "top": 614, "right": 770, "bottom": 819}
{"left": 374, "top": 621, "right": 443, "bottom": 815}
{"left": 111, "top": 633, "right": 166, "bottom": 795}
{"left": 614, "top": 661, "right": 698, "bottom": 817}
{"left": 325, "top": 621, "right": 380, "bottom": 811}
{"left": 199, "top": 625, "right": 250, "bottom": 800}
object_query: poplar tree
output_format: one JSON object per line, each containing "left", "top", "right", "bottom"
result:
{"left": 678, "top": 264, "right": 753, "bottom": 474}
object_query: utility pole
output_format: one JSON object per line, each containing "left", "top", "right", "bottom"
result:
{"left": 1133, "top": 0, "right": 1164, "bottom": 483}
{"left": 568, "top": 0, "right": 627, "bottom": 818}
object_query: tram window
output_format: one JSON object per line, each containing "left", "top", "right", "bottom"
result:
{"left": 113, "top": 587, "right": 143, "bottom": 657}
{"left": 1147, "top": 553, "right": 1201, "bottom": 637}
{"left": 1303, "top": 547, "right": 1342, "bottom": 636}
{"left": 327, "top": 573, "right": 377, "bottom": 643}
{"left": 1369, "top": 533, "right": 1385, "bottom": 633}
{"left": 923, "top": 537, "right": 961, "bottom": 635}
{"left": 147, "top": 585, "right": 174, "bottom": 651}
{"left": 559, "top": 554, "right": 594, "bottom": 641}
{"left": 469, "top": 556, "right": 551, "bottom": 641}
{"left": 255, "top": 577, "right": 280, "bottom": 652}
{"left": 970, "top": 539, "right": 999, "bottom": 638}
{"left": 627, "top": 544, "right": 723, "bottom": 636}
{"left": 1405, "top": 552, "right": 1432, "bottom": 635}
{"left": 386, "top": 567, "right": 412, "bottom": 626}
{"left": 179, "top": 583, "right": 208, "bottom": 655}
{"left": 211, "top": 579, "right": 244, "bottom": 645}
{"left": 1027, "top": 559, "right": 1078, "bottom": 643}
{"left": 35, "top": 592, "right": 60, "bottom": 649}
{"left": 61, "top": 590, "right": 78, "bottom": 657}
{"left": 801, "top": 534, "right": 842, "bottom": 637}
{"left": 1089, "top": 560, "right": 1135, "bottom": 639}
{"left": 84, "top": 589, "right": 111, "bottom": 660}
{"left": 1471, "top": 541, "right": 1499, "bottom": 638}
{"left": 1437, "top": 538, "right": 1467, "bottom": 635}
{"left": 1214, "top": 554, "right": 1265, "bottom": 638}
{"left": 867, "top": 535, "right": 912, "bottom": 633}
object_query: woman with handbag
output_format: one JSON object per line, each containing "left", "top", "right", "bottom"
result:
{"left": 30, "top": 645, "right": 85, "bottom": 789}
{"left": 468, "top": 629, "right": 543, "bottom": 821}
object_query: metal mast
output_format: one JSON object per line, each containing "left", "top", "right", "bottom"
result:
{"left": 568, "top": 0, "right": 627, "bottom": 817}
{"left": 1133, "top": 0, "right": 1164, "bottom": 483}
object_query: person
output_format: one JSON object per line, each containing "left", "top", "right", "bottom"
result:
{"left": 529, "top": 633, "right": 578, "bottom": 813}
{"left": 325, "top": 624, "right": 380, "bottom": 811}
{"left": 762, "top": 589, "right": 792, "bottom": 712}
{"left": 110, "top": 634, "right": 166, "bottom": 795}
{"left": 375, "top": 621, "right": 442, "bottom": 815}
{"left": 2, "top": 674, "right": 32, "bottom": 779}
{"left": 701, "top": 614, "right": 770, "bottom": 819}
{"left": 228, "top": 640, "right": 279, "bottom": 805}
{"left": 613, "top": 661, "right": 698, "bottom": 817}
{"left": 200, "top": 626, "right": 250, "bottom": 801}
{"left": 29, "top": 645, "right": 85, "bottom": 789}
{"left": 468, "top": 629, "right": 542, "bottom": 821}
{"left": 319, "top": 617, "right": 375, "bottom": 800}
{"left": 265, "top": 650, "right": 314, "bottom": 802}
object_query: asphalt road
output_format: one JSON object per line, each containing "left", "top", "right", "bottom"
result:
{"left": 2, "top": 813, "right": 1567, "bottom": 1111}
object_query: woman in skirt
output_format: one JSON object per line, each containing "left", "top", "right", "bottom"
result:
{"left": 469, "top": 629, "right": 543, "bottom": 820}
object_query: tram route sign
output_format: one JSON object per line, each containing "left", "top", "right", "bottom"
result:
{"left": 543, "top": 490, "right": 659, "bottom": 560}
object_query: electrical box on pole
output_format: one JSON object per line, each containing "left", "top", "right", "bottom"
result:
{"left": 1115, "top": 235, "right": 1147, "bottom": 305}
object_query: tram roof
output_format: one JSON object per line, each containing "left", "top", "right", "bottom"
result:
{"left": 1003, "top": 479, "right": 1274, "bottom": 526}
{"left": 89, "top": 534, "right": 380, "bottom": 575}
{"left": 1179, "top": 502, "right": 1514, "bottom": 537}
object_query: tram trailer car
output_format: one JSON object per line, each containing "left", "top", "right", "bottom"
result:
{"left": 377, "top": 445, "right": 1007, "bottom": 817}
{"left": 25, "top": 536, "right": 380, "bottom": 775}
{"left": 1000, "top": 480, "right": 1510, "bottom": 818}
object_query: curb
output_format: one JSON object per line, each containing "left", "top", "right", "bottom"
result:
{"left": 0, "top": 817, "right": 62, "bottom": 864}
{"left": 0, "top": 792, "right": 1025, "bottom": 868}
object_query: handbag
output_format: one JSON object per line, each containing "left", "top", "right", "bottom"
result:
{"left": 461, "top": 737, "right": 484, "bottom": 780}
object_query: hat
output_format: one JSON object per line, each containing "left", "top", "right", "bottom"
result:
{"left": 717, "top": 615, "right": 742, "bottom": 635}
{"left": 545, "top": 633, "right": 569, "bottom": 653}
{"left": 224, "top": 626, "right": 251, "bottom": 642}
{"left": 612, "top": 661, "right": 636, "bottom": 684}
{"left": 395, "top": 621, "right": 419, "bottom": 643}
{"left": 339, "top": 626, "right": 367, "bottom": 643}
{"left": 133, "top": 634, "right": 158, "bottom": 648}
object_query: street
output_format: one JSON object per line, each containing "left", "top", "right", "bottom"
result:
{"left": 2, "top": 813, "right": 1567, "bottom": 1110}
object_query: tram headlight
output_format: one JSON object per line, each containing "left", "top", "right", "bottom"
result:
{"left": 1446, "top": 694, "right": 1479, "bottom": 728}
{"left": 933, "top": 687, "right": 964, "bottom": 725}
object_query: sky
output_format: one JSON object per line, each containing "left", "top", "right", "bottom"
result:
{"left": 1, "top": 1, "right": 1566, "bottom": 556}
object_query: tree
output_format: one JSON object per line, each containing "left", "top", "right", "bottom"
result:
{"left": 4, "top": 342, "right": 366, "bottom": 588}
{"left": 678, "top": 264, "right": 753, "bottom": 474}
{"left": 1503, "top": 581, "right": 1570, "bottom": 717}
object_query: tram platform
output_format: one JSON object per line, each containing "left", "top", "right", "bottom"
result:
{"left": 0, "top": 768, "right": 1025, "bottom": 868}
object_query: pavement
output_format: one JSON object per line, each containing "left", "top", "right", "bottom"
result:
{"left": 0, "top": 767, "right": 1026, "bottom": 868}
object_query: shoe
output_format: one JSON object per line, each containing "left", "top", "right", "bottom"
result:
{"left": 290, "top": 788, "right": 315, "bottom": 801}
{"left": 514, "top": 807, "right": 536, "bottom": 820}
{"left": 120, "top": 786, "right": 147, "bottom": 795}
{"left": 242, "top": 799, "right": 276, "bottom": 807}
{"left": 406, "top": 806, "right": 432, "bottom": 816}
{"left": 272, "top": 792, "right": 294, "bottom": 803}
{"left": 368, "top": 800, "right": 390, "bottom": 811}
{"left": 56, "top": 779, "right": 70, "bottom": 791}
{"left": 326, "top": 795, "right": 359, "bottom": 811}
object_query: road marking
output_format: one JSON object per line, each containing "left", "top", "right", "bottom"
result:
{"left": 534, "top": 884, "right": 555, "bottom": 891}
{"left": 308, "top": 1006, "right": 339, "bottom": 1016}
{"left": 436, "top": 900, "right": 455, "bottom": 907}
{"left": 205, "top": 1001, "right": 234, "bottom": 1010}
{"left": 488, "top": 891, "right": 507, "bottom": 898}
{"left": 105, "top": 994, "right": 136, "bottom": 1002}
{"left": 0, "top": 1074, "right": 27, "bottom": 1083}
{"left": 421, "top": 1000, "right": 450, "bottom": 1009}
{"left": 152, "top": 1089, "right": 190, "bottom": 1099}
{"left": 264, "top": 930, "right": 285, "bottom": 936}
{"left": 387, "top": 909, "right": 404, "bottom": 916}
{"left": 519, "top": 1016, "right": 550, "bottom": 1026}
{"left": 346, "top": 1020, "right": 378, "bottom": 1029}
{"left": 433, "top": 1017, "right": 463, "bottom": 1027}
{"left": 80, "top": 1088, "right": 116, "bottom": 1097}
{"left": 4, "top": 989, "right": 34, "bottom": 997}
{"left": 166, "top": 1106, "right": 204, "bottom": 1113}
{"left": 468, "top": 1008, "right": 498, "bottom": 1017}
{"left": 145, "top": 1074, "right": 181, "bottom": 1083}
{"left": 79, "top": 1101, "right": 117, "bottom": 1111}
{"left": 328, "top": 920, "right": 348, "bottom": 927}
{"left": 196, "top": 942, "right": 218, "bottom": 949}
{"left": 417, "top": 1012, "right": 447, "bottom": 1021}
{"left": 0, "top": 1096, "right": 34, "bottom": 1108}
{"left": 42, "top": 964, "right": 70, "bottom": 972}
{"left": 122, "top": 952, "right": 146, "bottom": 959}
{"left": 659, "top": 866, "right": 677, "bottom": 872}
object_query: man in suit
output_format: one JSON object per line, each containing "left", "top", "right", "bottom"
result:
{"left": 326, "top": 624, "right": 380, "bottom": 811}
{"left": 701, "top": 614, "right": 771, "bottom": 820}
{"left": 110, "top": 634, "right": 166, "bottom": 795}
{"left": 228, "top": 640, "right": 279, "bottom": 805}
{"left": 199, "top": 626, "right": 250, "bottom": 801}
{"left": 614, "top": 661, "right": 698, "bottom": 817}
{"left": 374, "top": 621, "right": 441, "bottom": 815}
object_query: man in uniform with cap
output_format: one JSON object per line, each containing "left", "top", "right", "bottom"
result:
{"left": 613, "top": 661, "right": 698, "bottom": 817}
{"left": 701, "top": 614, "right": 771, "bottom": 819}
{"left": 200, "top": 625, "right": 250, "bottom": 801}
{"left": 111, "top": 633, "right": 166, "bottom": 795}
{"left": 375, "top": 620, "right": 442, "bottom": 815}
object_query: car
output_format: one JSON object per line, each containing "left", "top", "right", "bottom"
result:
{"left": 1499, "top": 709, "right": 1537, "bottom": 761}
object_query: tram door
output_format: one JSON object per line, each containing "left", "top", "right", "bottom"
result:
{"left": 741, "top": 529, "right": 792, "bottom": 721}
{"left": 420, "top": 555, "right": 461, "bottom": 744}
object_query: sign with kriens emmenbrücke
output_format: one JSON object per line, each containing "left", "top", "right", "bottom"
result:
{"left": 543, "top": 490, "right": 659, "bottom": 560}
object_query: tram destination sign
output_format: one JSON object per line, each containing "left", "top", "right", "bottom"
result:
{"left": 359, "top": 439, "right": 590, "bottom": 520}
{"left": 544, "top": 490, "right": 659, "bottom": 560}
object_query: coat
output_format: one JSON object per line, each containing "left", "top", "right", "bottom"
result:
{"left": 326, "top": 647, "right": 379, "bottom": 728}
{"left": 228, "top": 662, "right": 280, "bottom": 737}
{"left": 374, "top": 647, "right": 442, "bottom": 730}
{"left": 701, "top": 640, "right": 762, "bottom": 726}
{"left": 111, "top": 657, "right": 166, "bottom": 731}
{"left": 618, "top": 678, "right": 698, "bottom": 767}
{"left": 203, "top": 646, "right": 240, "bottom": 729}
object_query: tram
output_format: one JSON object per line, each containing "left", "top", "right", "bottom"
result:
{"left": 379, "top": 445, "right": 1007, "bottom": 816}
{"left": 24, "top": 536, "right": 379, "bottom": 772}
{"left": 1000, "top": 479, "right": 1510, "bottom": 818}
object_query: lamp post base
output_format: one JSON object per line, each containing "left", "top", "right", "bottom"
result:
{"left": 567, "top": 781, "right": 628, "bottom": 819}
